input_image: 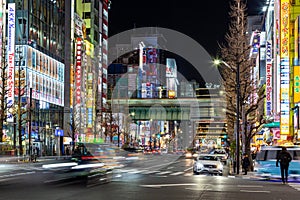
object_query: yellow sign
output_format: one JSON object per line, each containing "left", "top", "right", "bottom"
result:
{"left": 280, "top": 0, "right": 290, "bottom": 136}
{"left": 280, "top": 0, "right": 289, "bottom": 57}
{"left": 295, "top": 17, "right": 299, "bottom": 60}
{"left": 295, "top": 66, "right": 300, "bottom": 103}
{"left": 84, "top": 40, "right": 94, "bottom": 57}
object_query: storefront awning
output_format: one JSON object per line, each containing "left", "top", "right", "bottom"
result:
{"left": 263, "top": 122, "right": 280, "bottom": 128}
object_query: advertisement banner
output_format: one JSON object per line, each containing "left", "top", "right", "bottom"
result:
{"left": 295, "top": 66, "right": 300, "bottom": 103}
{"left": 295, "top": 16, "right": 299, "bottom": 65}
{"left": 266, "top": 41, "right": 272, "bottom": 116}
{"left": 280, "top": 0, "right": 290, "bottom": 135}
{"left": 166, "top": 58, "right": 177, "bottom": 78}
{"left": 75, "top": 38, "right": 82, "bottom": 105}
{"left": 6, "top": 3, "right": 15, "bottom": 122}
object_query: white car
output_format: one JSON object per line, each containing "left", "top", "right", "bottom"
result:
{"left": 193, "top": 154, "right": 223, "bottom": 175}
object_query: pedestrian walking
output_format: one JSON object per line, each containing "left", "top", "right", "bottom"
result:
{"left": 276, "top": 147, "right": 292, "bottom": 184}
{"left": 66, "top": 146, "right": 70, "bottom": 156}
{"left": 242, "top": 153, "right": 250, "bottom": 175}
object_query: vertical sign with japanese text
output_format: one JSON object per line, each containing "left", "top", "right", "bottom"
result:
{"left": 280, "top": 0, "right": 290, "bottom": 135}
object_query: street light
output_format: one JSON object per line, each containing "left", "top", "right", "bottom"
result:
{"left": 213, "top": 59, "right": 240, "bottom": 175}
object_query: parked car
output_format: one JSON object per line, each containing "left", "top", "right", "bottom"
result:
{"left": 193, "top": 154, "right": 223, "bottom": 175}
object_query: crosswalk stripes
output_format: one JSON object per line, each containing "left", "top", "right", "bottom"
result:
{"left": 170, "top": 171, "right": 184, "bottom": 176}
{"left": 114, "top": 168, "right": 192, "bottom": 177}
{"left": 141, "top": 170, "right": 160, "bottom": 175}
{"left": 288, "top": 183, "right": 300, "bottom": 191}
{"left": 156, "top": 171, "right": 172, "bottom": 175}
{"left": 183, "top": 172, "right": 194, "bottom": 176}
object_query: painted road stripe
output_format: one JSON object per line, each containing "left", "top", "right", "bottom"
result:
{"left": 142, "top": 170, "right": 160, "bottom": 175}
{"left": 171, "top": 172, "right": 184, "bottom": 176}
{"left": 238, "top": 185, "right": 263, "bottom": 188}
{"left": 140, "top": 183, "right": 198, "bottom": 188}
{"left": 156, "top": 171, "right": 172, "bottom": 175}
{"left": 240, "top": 190, "right": 270, "bottom": 193}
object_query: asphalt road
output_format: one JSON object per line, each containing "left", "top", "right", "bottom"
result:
{"left": 0, "top": 154, "right": 300, "bottom": 200}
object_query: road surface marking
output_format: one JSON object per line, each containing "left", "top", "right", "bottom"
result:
{"left": 156, "top": 171, "right": 172, "bottom": 175}
{"left": 128, "top": 170, "right": 147, "bottom": 174}
{"left": 238, "top": 185, "right": 263, "bottom": 188}
{"left": 140, "top": 183, "right": 198, "bottom": 188}
{"left": 171, "top": 172, "right": 184, "bottom": 176}
{"left": 240, "top": 190, "right": 270, "bottom": 193}
{"left": 184, "top": 167, "right": 192, "bottom": 172}
{"left": 142, "top": 170, "right": 160, "bottom": 174}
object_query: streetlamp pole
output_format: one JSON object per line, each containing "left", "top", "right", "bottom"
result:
{"left": 213, "top": 59, "right": 240, "bottom": 174}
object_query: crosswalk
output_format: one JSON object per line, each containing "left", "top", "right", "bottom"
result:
{"left": 288, "top": 182, "right": 300, "bottom": 191}
{"left": 115, "top": 168, "right": 195, "bottom": 177}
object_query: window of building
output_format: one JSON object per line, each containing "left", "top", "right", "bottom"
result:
{"left": 83, "top": 12, "right": 91, "bottom": 19}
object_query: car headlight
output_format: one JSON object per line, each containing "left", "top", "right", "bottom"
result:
{"left": 185, "top": 153, "right": 192, "bottom": 157}
{"left": 217, "top": 163, "right": 223, "bottom": 170}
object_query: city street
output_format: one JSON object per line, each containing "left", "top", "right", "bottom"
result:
{"left": 1, "top": 154, "right": 300, "bottom": 200}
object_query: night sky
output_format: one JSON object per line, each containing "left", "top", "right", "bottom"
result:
{"left": 108, "top": 0, "right": 263, "bottom": 82}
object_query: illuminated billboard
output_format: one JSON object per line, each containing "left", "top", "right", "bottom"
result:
{"left": 75, "top": 38, "right": 82, "bottom": 105}
{"left": 166, "top": 58, "right": 177, "bottom": 78}
{"left": 6, "top": 3, "right": 15, "bottom": 122}
{"left": 23, "top": 45, "right": 65, "bottom": 106}
{"left": 266, "top": 41, "right": 272, "bottom": 116}
{"left": 295, "top": 66, "right": 300, "bottom": 103}
{"left": 280, "top": 0, "right": 290, "bottom": 135}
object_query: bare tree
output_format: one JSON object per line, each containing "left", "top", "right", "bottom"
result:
{"left": 218, "top": 0, "right": 265, "bottom": 158}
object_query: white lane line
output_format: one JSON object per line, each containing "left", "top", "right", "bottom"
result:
{"left": 184, "top": 167, "right": 193, "bottom": 172}
{"left": 240, "top": 190, "right": 270, "bottom": 193}
{"left": 185, "top": 187, "right": 212, "bottom": 191}
{"left": 156, "top": 171, "right": 172, "bottom": 175}
{"left": 171, "top": 172, "right": 184, "bottom": 176}
{"left": 288, "top": 183, "right": 300, "bottom": 191}
{"left": 142, "top": 170, "right": 160, "bottom": 175}
{"left": 238, "top": 185, "right": 263, "bottom": 188}
{"left": 140, "top": 183, "right": 198, "bottom": 188}
{"left": 128, "top": 170, "right": 147, "bottom": 174}
{"left": 184, "top": 173, "right": 193, "bottom": 176}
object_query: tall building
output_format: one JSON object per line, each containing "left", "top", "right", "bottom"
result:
{"left": 71, "top": 0, "right": 111, "bottom": 143}
{"left": 1, "top": 0, "right": 111, "bottom": 156}
{"left": 2, "top": 0, "right": 68, "bottom": 156}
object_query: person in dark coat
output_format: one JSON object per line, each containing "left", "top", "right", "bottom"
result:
{"left": 276, "top": 147, "right": 292, "bottom": 184}
{"left": 242, "top": 153, "right": 250, "bottom": 175}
